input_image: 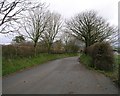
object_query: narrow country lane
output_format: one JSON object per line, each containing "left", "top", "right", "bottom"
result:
{"left": 3, "top": 57, "right": 118, "bottom": 94}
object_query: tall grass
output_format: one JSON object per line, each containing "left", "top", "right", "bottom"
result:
{"left": 79, "top": 54, "right": 93, "bottom": 68}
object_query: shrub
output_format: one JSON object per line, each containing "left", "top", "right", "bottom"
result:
{"left": 16, "top": 46, "right": 34, "bottom": 57}
{"left": 2, "top": 45, "right": 16, "bottom": 58}
{"left": 2, "top": 44, "right": 35, "bottom": 58}
{"left": 87, "top": 42, "right": 114, "bottom": 71}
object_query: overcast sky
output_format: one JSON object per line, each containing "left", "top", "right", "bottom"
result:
{"left": 0, "top": 0, "right": 119, "bottom": 44}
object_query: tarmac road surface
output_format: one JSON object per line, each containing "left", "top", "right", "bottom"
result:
{"left": 2, "top": 57, "right": 119, "bottom": 94}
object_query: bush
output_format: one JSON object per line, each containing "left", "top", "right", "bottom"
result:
{"left": 16, "top": 46, "right": 34, "bottom": 57}
{"left": 2, "top": 45, "right": 16, "bottom": 58}
{"left": 2, "top": 44, "right": 35, "bottom": 58}
{"left": 87, "top": 42, "right": 114, "bottom": 71}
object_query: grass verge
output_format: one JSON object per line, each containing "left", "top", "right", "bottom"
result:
{"left": 79, "top": 53, "right": 120, "bottom": 86}
{"left": 79, "top": 54, "right": 93, "bottom": 68}
{"left": 3, "top": 53, "right": 78, "bottom": 76}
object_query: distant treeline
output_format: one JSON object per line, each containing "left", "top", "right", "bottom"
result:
{"left": 2, "top": 41, "right": 80, "bottom": 59}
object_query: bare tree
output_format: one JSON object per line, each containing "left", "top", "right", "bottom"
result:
{"left": 66, "top": 10, "right": 116, "bottom": 53}
{"left": 61, "top": 30, "right": 81, "bottom": 53}
{"left": 42, "top": 12, "right": 62, "bottom": 53}
{"left": 62, "top": 31, "right": 71, "bottom": 46}
{"left": 0, "top": 0, "right": 24, "bottom": 33}
{"left": 20, "top": 3, "right": 49, "bottom": 55}
{"left": 0, "top": 0, "right": 42, "bottom": 34}
{"left": 61, "top": 30, "right": 73, "bottom": 52}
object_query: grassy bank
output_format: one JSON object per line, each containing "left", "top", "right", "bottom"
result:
{"left": 3, "top": 53, "right": 78, "bottom": 76}
{"left": 79, "top": 54, "right": 93, "bottom": 68}
{"left": 80, "top": 54, "right": 119, "bottom": 85}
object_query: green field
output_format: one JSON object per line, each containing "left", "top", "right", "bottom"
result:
{"left": 3, "top": 53, "right": 78, "bottom": 76}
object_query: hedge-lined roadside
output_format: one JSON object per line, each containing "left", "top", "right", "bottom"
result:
{"left": 79, "top": 54, "right": 93, "bottom": 68}
{"left": 80, "top": 53, "right": 119, "bottom": 86}
{"left": 80, "top": 41, "right": 119, "bottom": 87}
{"left": 86, "top": 42, "right": 114, "bottom": 71}
{"left": 3, "top": 53, "right": 78, "bottom": 76}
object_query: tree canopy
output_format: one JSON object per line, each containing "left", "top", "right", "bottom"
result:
{"left": 66, "top": 11, "right": 116, "bottom": 50}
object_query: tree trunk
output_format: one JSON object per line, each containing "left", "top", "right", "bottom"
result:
{"left": 34, "top": 42, "right": 37, "bottom": 56}
{"left": 47, "top": 43, "right": 52, "bottom": 54}
{"left": 84, "top": 41, "right": 88, "bottom": 54}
